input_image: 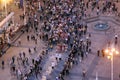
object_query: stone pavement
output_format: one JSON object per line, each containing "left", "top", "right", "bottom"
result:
{"left": 0, "top": 20, "right": 46, "bottom": 80}
{"left": 64, "top": 15, "right": 120, "bottom": 80}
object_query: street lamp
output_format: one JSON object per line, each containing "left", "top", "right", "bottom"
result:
{"left": 23, "top": 0, "right": 26, "bottom": 25}
{"left": 1, "top": 0, "right": 7, "bottom": 17}
{"left": 105, "top": 47, "right": 119, "bottom": 80}
{"left": 1, "top": 0, "right": 12, "bottom": 17}
{"left": 4, "top": 0, "right": 7, "bottom": 17}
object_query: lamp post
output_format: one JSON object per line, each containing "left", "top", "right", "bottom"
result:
{"left": 4, "top": 0, "right": 7, "bottom": 17}
{"left": 105, "top": 47, "right": 119, "bottom": 80}
{"left": 1, "top": 0, "right": 13, "bottom": 17}
{"left": 23, "top": 0, "right": 26, "bottom": 25}
{"left": 111, "top": 52, "right": 113, "bottom": 80}
{"left": 2, "top": 0, "right": 7, "bottom": 43}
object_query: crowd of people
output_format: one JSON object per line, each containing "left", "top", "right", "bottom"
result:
{"left": 40, "top": 0, "right": 120, "bottom": 80}
{"left": 1, "top": 0, "right": 120, "bottom": 80}
{"left": 40, "top": 0, "right": 92, "bottom": 80}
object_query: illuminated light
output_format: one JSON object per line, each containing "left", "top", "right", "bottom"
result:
{"left": 0, "top": 0, "right": 12, "bottom": 4}
{"left": 115, "top": 51, "right": 119, "bottom": 55}
{"left": 105, "top": 49, "right": 109, "bottom": 53}
{"left": 111, "top": 48, "right": 115, "bottom": 52}
{"left": 0, "top": 0, "right": 13, "bottom": 8}
{"left": 109, "top": 52, "right": 113, "bottom": 56}
{"left": 107, "top": 56, "right": 111, "bottom": 59}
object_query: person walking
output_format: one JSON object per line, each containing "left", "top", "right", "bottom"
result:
{"left": 23, "top": 52, "right": 26, "bottom": 58}
{"left": 18, "top": 39, "right": 21, "bottom": 45}
{"left": 16, "top": 68, "right": 22, "bottom": 80}
{"left": 28, "top": 48, "right": 31, "bottom": 54}
{"left": 34, "top": 46, "right": 37, "bottom": 52}
{"left": 27, "top": 35, "right": 30, "bottom": 41}
{"left": 1, "top": 60, "right": 4, "bottom": 69}
{"left": 101, "top": 49, "right": 105, "bottom": 57}
{"left": 97, "top": 50, "right": 100, "bottom": 57}
{"left": 82, "top": 68, "right": 86, "bottom": 80}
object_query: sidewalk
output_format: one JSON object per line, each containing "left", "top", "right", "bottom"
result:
{"left": 0, "top": 3, "right": 26, "bottom": 55}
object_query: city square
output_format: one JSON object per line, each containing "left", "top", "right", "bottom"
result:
{"left": 0, "top": 0, "right": 120, "bottom": 80}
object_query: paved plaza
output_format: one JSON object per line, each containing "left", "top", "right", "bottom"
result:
{"left": 0, "top": 0, "right": 120, "bottom": 80}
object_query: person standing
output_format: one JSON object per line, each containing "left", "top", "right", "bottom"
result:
{"left": 12, "top": 56, "right": 15, "bottom": 64}
{"left": 115, "top": 34, "right": 118, "bottom": 45}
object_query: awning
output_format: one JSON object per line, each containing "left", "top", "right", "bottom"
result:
{"left": 0, "top": 12, "right": 14, "bottom": 34}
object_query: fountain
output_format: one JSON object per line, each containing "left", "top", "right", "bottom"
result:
{"left": 94, "top": 22, "right": 110, "bottom": 31}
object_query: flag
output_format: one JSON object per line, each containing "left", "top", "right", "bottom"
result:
{"left": 20, "top": 0, "right": 23, "bottom": 8}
